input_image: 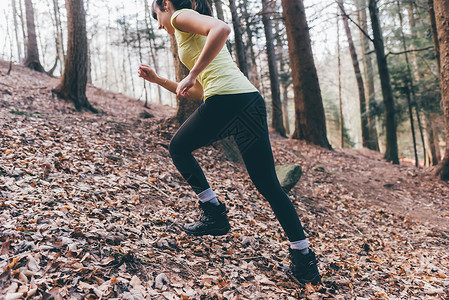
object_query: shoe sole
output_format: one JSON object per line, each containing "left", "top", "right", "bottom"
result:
{"left": 287, "top": 270, "right": 321, "bottom": 286}
{"left": 184, "top": 225, "right": 231, "bottom": 236}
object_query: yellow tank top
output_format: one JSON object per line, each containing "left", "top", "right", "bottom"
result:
{"left": 170, "top": 9, "right": 258, "bottom": 100}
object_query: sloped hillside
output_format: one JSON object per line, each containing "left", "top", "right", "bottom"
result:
{"left": 1, "top": 60, "right": 448, "bottom": 299}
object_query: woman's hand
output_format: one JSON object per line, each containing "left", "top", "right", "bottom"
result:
{"left": 176, "top": 73, "right": 197, "bottom": 98}
{"left": 138, "top": 63, "right": 204, "bottom": 99}
{"left": 138, "top": 64, "right": 159, "bottom": 83}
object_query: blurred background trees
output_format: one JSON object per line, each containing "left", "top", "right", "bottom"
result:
{"left": 0, "top": 0, "right": 447, "bottom": 177}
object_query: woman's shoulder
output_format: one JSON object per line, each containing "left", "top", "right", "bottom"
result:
{"left": 171, "top": 9, "right": 202, "bottom": 35}
{"left": 171, "top": 8, "right": 198, "bottom": 21}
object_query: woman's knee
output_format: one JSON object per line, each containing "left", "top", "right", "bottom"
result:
{"left": 169, "top": 134, "right": 185, "bottom": 156}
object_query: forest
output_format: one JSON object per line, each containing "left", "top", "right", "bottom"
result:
{"left": 0, "top": 0, "right": 448, "bottom": 298}
{"left": 0, "top": 0, "right": 447, "bottom": 174}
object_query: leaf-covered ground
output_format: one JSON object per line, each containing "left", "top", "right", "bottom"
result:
{"left": 1, "top": 61, "right": 448, "bottom": 299}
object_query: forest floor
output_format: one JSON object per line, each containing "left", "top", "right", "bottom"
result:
{"left": 0, "top": 60, "right": 448, "bottom": 299}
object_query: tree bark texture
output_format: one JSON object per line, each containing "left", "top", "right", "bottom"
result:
{"left": 357, "top": 0, "right": 379, "bottom": 151}
{"left": 434, "top": 0, "right": 449, "bottom": 180}
{"left": 397, "top": 1, "right": 419, "bottom": 167}
{"left": 213, "top": 0, "right": 225, "bottom": 20}
{"left": 23, "top": 0, "right": 45, "bottom": 72}
{"left": 337, "top": 9, "right": 344, "bottom": 148}
{"left": 144, "top": 0, "right": 162, "bottom": 104}
{"left": 242, "top": 0, "right": 261, "bottom": 89}
{"left": 427, "top": 0, "right": 440, "bottom": 75}
{"left": 338, "top": 0, "right": 370, "bottom": 149}
{"left": 280, "top": 0, "right": 331, "bottom": 149}
{"left": 275, "top": 18, "right": 290, "bottom": 135}
{"left": 427, "top": 0, "right": 444, "bottom": 166}
{"left": 12, "top": 0, "right": 22, "bottom": 61}
{"left": 120, "top": 14, "right": 136, "bottom": 96}
{"left": 424, "top": 112, "right": 440, "bottom": 165}
{"left": 406, "top": 2, "right": 430, "bottom": 165}
{"left": 262, "top": 0, "right": 285, "bottom": 137}
{"left": 282, "top": 86, "right": 290, "bottom": 135}
{"left": 170, "top": 35, "right": 202, "bottom": 124}
{"left": 53, "top": 0, "right": 96, "bottom": 112}
{"left": 19, "top": 0, "right": 28, "bottom": 55}
{"left": 368, "top": 0, "right": 399, "bottom": 164}
{"left": 53, "top": 0, "right": 65, "bottom": 67}
{"left": 213, "top": 0, "right": 232, "bottom": 52}
{"left": 276, "top": 26, "right": 292, "bottom": 135}
{"left": 229, "top": 0, "right": 249, "bottom": 77}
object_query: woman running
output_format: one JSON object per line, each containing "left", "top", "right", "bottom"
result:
{"left": 138, "top": 0, "right": 321, "bottom": 285}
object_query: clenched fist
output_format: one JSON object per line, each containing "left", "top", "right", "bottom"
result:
{"left": 138, "top": 64, "right": 159, "bottom": 83}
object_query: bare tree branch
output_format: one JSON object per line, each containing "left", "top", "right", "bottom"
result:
{"left": 386, "top": 46, "right": 434, "bottom": 57}
{"left": 336, "top": 0, "right": 374, "bottom": 43}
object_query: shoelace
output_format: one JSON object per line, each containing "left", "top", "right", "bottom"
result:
{"left": 306, "top": 259, "right": 318, "bottom": 268}
{"left": 199, "top": 213, "right": 211, "bottom": 222}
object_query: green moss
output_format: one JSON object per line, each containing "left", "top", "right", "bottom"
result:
{"left": 9, "top": 110, "right": 39, "bottom": 117}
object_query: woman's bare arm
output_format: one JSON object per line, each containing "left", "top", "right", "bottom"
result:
{"left": 172, "top": 11, "right": 231, "bottom": 97}
{"left": 138, "top": 64, "right": 204, "bottom": 100}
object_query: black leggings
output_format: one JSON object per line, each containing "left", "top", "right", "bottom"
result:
{"left": 169, "top": 92, "right": 306, "bottom": 241}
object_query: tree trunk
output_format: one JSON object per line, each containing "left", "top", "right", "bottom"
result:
{"left": 242, "top": 0, "right": 260, "bottom": 89}
{"left": 368, "top": 0, "right": 399, "bottom": 164}
{"left": 170, "top": 35, "right": 202, "bottom": 124}
{"left": 19, "top": 0, "right": 28, "bottom": 57}
{"left": 105, "top": 7, "right": 111, "bottom": 88}
{"left": 213, "top": 0, "right": 225, "bottom": 20}
{"left": 338, "top": 0, "right": 369, "bottom": 149}
{"left": 276, "top": 25, "right": 292, "bottom": 135}
{"left": 275, "top": 17, "right": 290, "bottom": 135}
{"left": 36, "top": 14, "right": 46, "bottom": 67}
{"left": 397, "top": 1, "right": 419, "bottom": 166}
{"left": 275, "top": 17, "right": 291, "bottom": 136}
{"left": 53, "top": 0, "right": 65, "bottom": 68}
{"left": 282, "top": 85, "right": 290, "bottom": 135}
{"left": 87, "top": 45, "right": 92, "bottom": 84}
{"left": 262, "top": 0, "right": 285, "bottom": 137}
{"left": 46, "top": 0, "right": 58, "bottom": 76}
{"left": 407, "top": 1, "right": 430, "bottom": 166}
{"left": 120, "top": 13, "right": 136, "bottom": 96}
{"left": 357, "top": 0, "right": 379, "bottom": 151}
{"left": 427, "top": 0, "right": 440, "bottom": 75}
{"left": 47, "top": 56, "right": 59, "bottom": 77}
{"left": 23, "top": 0, "right": 45, "bottom": 72}
{"left": 53, "top": 0, "right": 96, "bottom": 112}
{"left": 426, "top": 1, "right": 442, "bottom": 166}
{"left": 404, "top": 85, "right": 419, "bottom": 166}
{"left": 144, "top": 0, "right": 162, "bottom": 104}
{"left": 280, "top": 0, "right": 331, "bottom": 149}
{"left": 431, "top": 114, "right": 442, "bottom": 163}
{"left": 170, "top": 33, "right": 243, "bottom": 163}
{"left": 434, "top": 0, "right": 449, "bottom": 180}
{"left": 424, "top": 112, "right": 440, "bottom": 165}
{"left": 12, "top": 0, "right": 22, "bottom": 62}
{"left": 337, "top": 8, "right": 344, "bottom": 148}
{"left": 213, "top": 0, "right": 232, "bottom": 52}
{"left": 136, "top": 2, "right": 148, "bottom": 105}
{"left": 229, "top": 0, "right": 248, "bottom": 77}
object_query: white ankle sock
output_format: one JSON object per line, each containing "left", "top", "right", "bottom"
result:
{"left": 198, "top": 188, "right": 220, "bottom": 205}
{"left": 290, "top": 239, "right": 309, "bottom": 254}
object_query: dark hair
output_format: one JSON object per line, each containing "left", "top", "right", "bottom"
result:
{"left": 152, "top": 0, "right": 212, "bottom": 20}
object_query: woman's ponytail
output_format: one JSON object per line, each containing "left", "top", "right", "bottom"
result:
{"left": 152, "top": 0, "right": 212, "bottom": 18}
{"left": 191, "top": 0, "right": 212, "bottom": 16}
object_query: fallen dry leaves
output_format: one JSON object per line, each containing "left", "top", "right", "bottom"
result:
{"left": 1, "top": 60, "right": 448, "bottom": 299}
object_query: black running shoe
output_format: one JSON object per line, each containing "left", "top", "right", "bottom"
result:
{"left": 287, "top": 248, "right": 321, "bottom": 285}
{"left": 184, "top": 202, "right": 230, "bottom": 236}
